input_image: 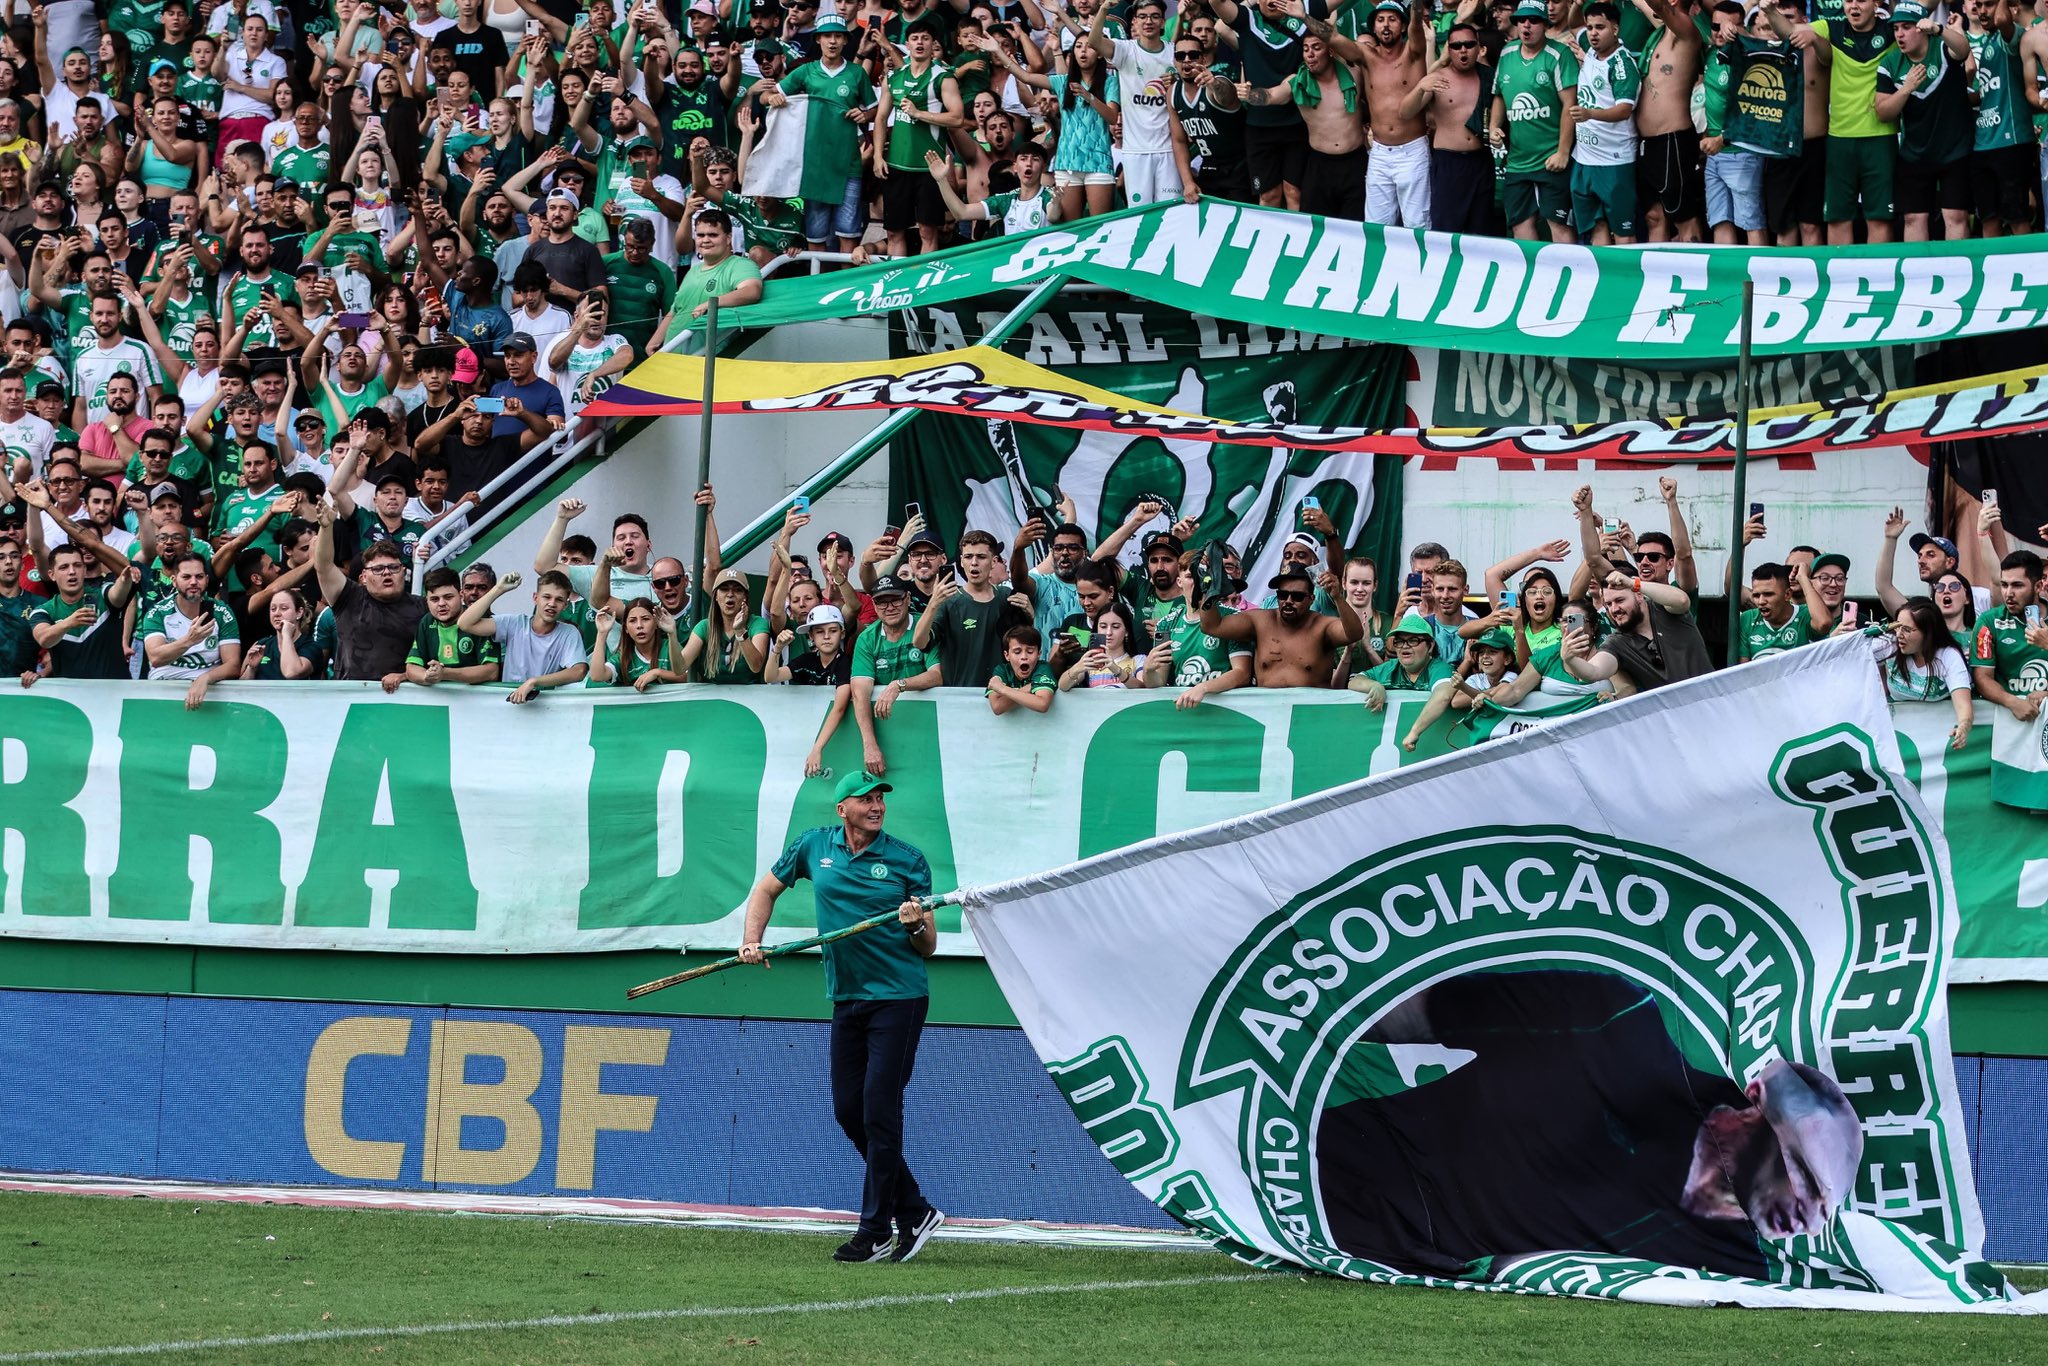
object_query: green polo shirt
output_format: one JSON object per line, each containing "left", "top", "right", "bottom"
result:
{"left": 986, "top": 658, "right": 1057, "bottom": 698}
{"left": 851, "top": 619, "right": 933, "bottom": 686}
{"left": 770, "top": 826, "right": 934, "bottom": 1001}
{"left": 1364, "top": 657, "right": 1456, "bottom": 691}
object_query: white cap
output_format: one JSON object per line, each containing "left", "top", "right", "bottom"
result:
{"left": 800, "top": 604, "right": 845, "bottom": 633}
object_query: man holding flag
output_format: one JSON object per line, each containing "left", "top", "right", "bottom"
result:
{"left": 741, "top": 771, "right": 948, "bottom": 1263}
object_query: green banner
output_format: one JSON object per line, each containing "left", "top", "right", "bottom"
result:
{"left": 717, "top": 200, "right": 2048, "bottom": 360}
{"left": 888, "top": 296, "right": 1406, "bottom": 599}
{"left": 0, "top": 683, "right": 2037, "bottom": 980}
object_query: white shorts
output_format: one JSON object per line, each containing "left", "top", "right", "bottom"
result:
{"left": 1054, "top": 169, "right": 1117, "bottom": 189}
{"left": 1365, "top": 135, "right": 1432, "bottom": 229}
{"left": 1121, "top": 150, "right": 1181, "bottom": 206}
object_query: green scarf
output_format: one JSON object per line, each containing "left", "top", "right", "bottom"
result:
{"left": 1290, "top": 57, "right": 1358, "bottom": 112}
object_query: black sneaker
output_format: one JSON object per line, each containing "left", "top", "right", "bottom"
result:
{"left": 832, "top": 1233, "right": 893, "bottom": 1263}
{"left": 891, "top": 1208, "right": 945, "bottom": 1263}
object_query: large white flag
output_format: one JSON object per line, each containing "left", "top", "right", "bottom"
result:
{"left": 966, "top": 638, "right": 2038, "bottom": 1310}
{"left": 743, "top": 96, "right": 808, "bottom": 201}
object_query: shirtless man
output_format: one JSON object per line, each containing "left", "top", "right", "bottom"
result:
{"left": 1401, "top": 21, "right": 1493, "bottom": 233}
{"left": 1632, "top": 0, "right": 1707, "bottom": 241}
{"left": 1200, "top": 568, "right": 1363, "bottom": 688}
{"left": 1238, "top": 30, "right": 1371, "bottom": 219}
{"left": 1359, "top": 1, "right": 1433, "bottom": 226}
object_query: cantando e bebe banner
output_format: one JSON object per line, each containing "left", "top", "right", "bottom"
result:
{"left": 0, "top": 680, "right": 2041, "bottom": 982}
{"left": 711, "top": 200, "right": 2048, "bottom": 360}
{"left": 966, "top": 638, "right": 2037, "bottom": 1309}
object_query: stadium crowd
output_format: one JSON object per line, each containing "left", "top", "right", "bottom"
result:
{"left": 0, "top": 0, "right": 2042, "bottom": 737}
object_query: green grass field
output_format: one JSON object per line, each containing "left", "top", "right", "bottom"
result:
{"left": 1, "top": 1194, "right": 2042, "bottom": 1364}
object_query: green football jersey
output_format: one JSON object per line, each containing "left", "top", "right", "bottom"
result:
{"left": 1496, "top": 40, "right": 1580, "bottom": 174}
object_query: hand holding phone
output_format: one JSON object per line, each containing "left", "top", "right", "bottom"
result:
{"left": 792, "top": 494, "right": 810, "bottom": 514}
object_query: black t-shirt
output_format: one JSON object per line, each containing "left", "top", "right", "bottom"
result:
{"left": 1602, "top": 601, "right": 1713, "bottom": 691}
{"left": 525, "top": 234, "right": 608, "bottom": 295}
{"left": 927, "top": 587, "right": 1026, "bottom": 688}
{"left": 330, "top": 578, "right": 426, "bottom": 680}
{"left": 407, "top": 398, "right": 460, "bottom": 448}
{"left": 788, "top": 649, "right": 851, "bottom": 687}
{"left": 442, "top": 433, "right": 521, "bottom": 501}
{"left": 433, "top": 24, "right": 509, "bottom": 97}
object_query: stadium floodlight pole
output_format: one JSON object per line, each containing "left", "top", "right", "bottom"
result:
{"left": 1725, "top": 280, "right": 1755, "bottom": 668}
{"left": 692, "top": 297, "right": 720, "bottom": 625}
{"left": 713, "top": 273, "right": 1072, "bottom": 568}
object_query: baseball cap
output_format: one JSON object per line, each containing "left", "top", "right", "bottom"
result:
{"left": 711, "top": 567, "right": 751, "bottom": 593}
{"left": 1908, "top": 532, "right": 1958, "bottom": 560}
{"left": 816, "top": 530, "right": 854, "bottom": 554}
{"left": 445, "top": 130, "right": 489, "bottom": 157}
{"left": 0, "top": 498, "right": 25, "bottom": 522}
{"left": 502, "top": 332, "right": 539, "bottom": 354}
{"left": 1373, "top": 0, "right": 1407, "bottom": 12}
{"left": 904, "top": 529, "right": 944, "bottom": 552}
{"left": 1474, "top": 626, "right": 1514, "bottom": 652}
{"left": 1513, "top": 0, "right": 1547, "bottom": 16}
{"left": 272, "top": 177, "right": 299, "bottom": 196}
{"left": 800, "top": 604, "right": 845, "bottom": 633}
{"left": 833, "top": 770, "right": 892, "bottom": 801}
{"left": 1142, "top": 529, "right": 1184, "bottom": 556}
{"left": 453, "top": 347, "right": 481, "bottom": 383}
{"left": 688, "top": 0, "right": 717, "bottom": 12}
{"left": 623, "top": 134, "right": 657, "bottom": 154}
{"left": 814, "top": 13, "right": 849, "bottom": 31}
{"left": 1283, "top": 530, "right": 1322, "bottom": 554}
{"left": 1889, "top": 0, "right": 1928, "bottom": 20}
{"left": 148, "top": 481, "right": 184, "bottom": 505}
{"left": 294, "top": 259, "right": 324, "bottom": 277}
{"left": 1811, "top": 551, "right": 1851, "bottom": 575}
{"left": 546, "top": 186, "right": 580, "bottom": 210}
{"left": 871, "top": 573, "right": 911, "bottom": 598}
{"left": 148, "top": 57, "right": 179, "bottom": 75}
{"left": 1268, "top": 568, "right": 1315, "bottom": 591}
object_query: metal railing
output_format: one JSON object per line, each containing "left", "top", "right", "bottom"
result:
{"left": 409, "top": 253, "right": 1102, "bottom": 589}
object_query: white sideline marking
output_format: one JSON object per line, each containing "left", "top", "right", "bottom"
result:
{"left": 0, "top": 1273, "right": 1273, "bottom": 1362}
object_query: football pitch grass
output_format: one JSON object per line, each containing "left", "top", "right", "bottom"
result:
{"left": 2, "top": 1194, "right": 2042, "bottom": 1365}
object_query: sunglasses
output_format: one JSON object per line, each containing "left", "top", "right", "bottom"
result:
{"left": 1634, "top": 549, "right": 1668, "bottom": 562}
{"left": 653, "top": 575, "right": 686, "bottom": 589}
{"left": 1274, "top": 589, "right": 1311, "bottom": 602}
{"left": 1448, "top": 39, "right": 1477, "bottom": 48}
{"left": 1935, "top": 580, "right": 1966, "bottom": 593}
{"left": 1174, "top": 50, "right": 1202, "bottom": 58}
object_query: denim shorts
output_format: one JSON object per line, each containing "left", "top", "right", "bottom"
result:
{"left": 802, "top": 176, "right": 865, "bottom": 243}
{"left": 1704, "top": 150, "right": 1764, "bottom": 232}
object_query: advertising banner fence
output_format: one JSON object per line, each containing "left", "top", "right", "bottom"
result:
{"left": 0, "top": 681, "right": 2038, "bottom": 980}
{"left": 965, "top": 640, "right": 2029, "bottom": 1308}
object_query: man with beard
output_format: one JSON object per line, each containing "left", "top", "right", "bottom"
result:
{"left": 1562, "top": 570, "right": 1711, "bottom": 690}
{"left": 1315, "top": 969, "right": 1862, "bottom": 1279}
{"left": 1008, "top": 514, "right": 1090, "bottom": 643}
{"left": 141, "top": 548, "right": 242, "bottom": 707}
{"left": 1401, "top": 21, "right": 1492, "bottom": 234}
{"left": 1354, "top": 1, "right": 1432, "bottom": 227}
{"left": 71, "top": 294, "right": 164, "bottom": 435}
{"left": 658, "top": 46, "right": 729, "bottom": 183}
{"left": 525, "top": 187, "right": 609, "bottom": 312}
{"left": 1200, "top": 566, "right": 1361, "bottom": 688}
{"left": 78, "top": 371, "right": 151, "bottom": 480}
{"left": 220, "top": 222, "right": 300, "bottom": 351}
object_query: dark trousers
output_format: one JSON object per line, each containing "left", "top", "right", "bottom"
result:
{"left": 830, "top": 996, "right": 932, "bottom": 1240}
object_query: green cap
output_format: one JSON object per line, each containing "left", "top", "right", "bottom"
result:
{"left": 444, "top": 130, "right": 489, "bottom": 157}
{"left": 1474, "top": 626, "right": 1514, "bottom": 652}
{"left": 1889, "top": 0, "right": 1928, "bottom": 22}
{"left": 1389, "top": 610, "right": 1436, "bottom": 641}
{"left": 834, "top": 770, "right": 893, "bottom": 802}
{"left": 623, "top": 134, "right": 657, "bottom": 154}
{"left": 1373, "top": 0, "right": 1407, "bottom": 11}
{"left": 1513, "top": 0, "right": 1547, "bottom": 17}
{"left": 814, "top": 14, "right": 849, "bottom": 32}
{"left": 1812, "top": 551, "right": 1851, "bottom": 574}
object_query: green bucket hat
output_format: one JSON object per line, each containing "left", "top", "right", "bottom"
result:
{"left": 1513, "top": 0, "right": 1547, "bottom": 17}
{"left": 814, "top": 14, "right": 849, "bottom": 32}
